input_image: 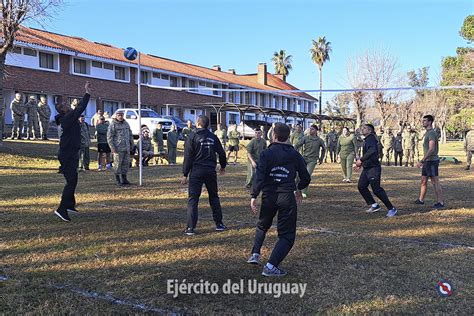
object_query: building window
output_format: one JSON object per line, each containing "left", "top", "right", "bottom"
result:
{"left": 12, "top": 47, "right": 22, "bottom": 54}
{"left": 161, "top": 74, "right": 169, "bottom": 80}
{"left": 229, "top": 92, "right": 234, "bottom": 102}
{"left": 39, "top": 52, "right": 54, "bottom": 69}
{"left": 245, "top": 93, "right": 251, "bottom": 104}
{"left": 73, "top": 58, "right": 87, "bottom": 74}
{"left": 213, "top": 84, "right": 219, "bottom": 96}
{"left": 92, "top": 61, "right": 103, "bottom": 68}
{"left": 260, "top": 94, "right": 265, "bottom": 106}
{"left": 188, "top": 80, "right": 196, "bottom": 92}
{"left": 103, "top": 63, "right": 113, "bottom": 70}
{"left": 141, "top": 71, "right": 149, "bottom": 84}
{"left": 115, "top": 66, "right": 126, "bottom": 80}
{"left": 170, "top": 76, "right": 178, "bottom": 87}
{"left": 152, "top": 72, "right": 160, "bottom": 79}
{"left": 23, "top": 48, "right": 37, "bottom": 56}
{"left": 103, "top": 101, "right": 120, "bottom": 115}
{"left": 181, "top": 77, "right": 186, "bottom": 87}
{"left": 229, "top": 113, "right": 239, "bottom": 124}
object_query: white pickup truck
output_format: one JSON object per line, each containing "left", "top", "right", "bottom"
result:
{"left": 111, "top": 108, "right": 174, "bottom": 138}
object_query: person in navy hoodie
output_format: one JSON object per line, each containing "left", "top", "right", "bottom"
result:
{"left": 54, "top": 81, "right": 91, "bottom": 222}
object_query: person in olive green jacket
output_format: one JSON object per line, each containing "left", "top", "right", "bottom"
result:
{"left": 167, "top": 125, "right": 179, "bottom": 164}
{"left": 182, "top": 120, "right": 194, "bottom": 142}
{"left": 227, "top": 124, "right": 241, "bottom": 164}
{"left": 214, "top": 123, "right": 227, "bottom": 148}
{"left": 153, "top": 123, "right": 165, "bottom": 164}
{"left": 290, "top": 124, "right": 304, "bottom": 154}
{"left": 295, "top": 125, "right": 326, "bottom": 198}
{"left": 245, "top": 128, "right": 267, "bottom": 189}
{"left": 336, "top": 127, "right": 357, "bottom": 182}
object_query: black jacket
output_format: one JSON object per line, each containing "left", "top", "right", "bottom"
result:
{"left": 251, "top": 143, "right": 311, "bottom": 198}
{"left": 360, "top": 133, "right": 380, "bottom": 169}
{"left": 56, "top": 93, "right": 90, "bottom": 154}
{"left": 183, "top": 128, "right": 227, "bottom": 176}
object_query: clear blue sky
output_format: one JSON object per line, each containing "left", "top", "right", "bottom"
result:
{"left": 30, "top": 0, "right": 472, "bottom": 99}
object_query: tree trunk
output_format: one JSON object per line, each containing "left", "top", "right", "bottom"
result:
{"left": 319, "top": 67, "right": 322, "bottom": 116}
{"left": 0, "top": 53, "right": 6, "bottom": 144}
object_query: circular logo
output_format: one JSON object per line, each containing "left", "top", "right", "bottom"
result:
{"left": 124, "top": 47, "right": 138, "bottom": 61}
{"left": 436, "top": 280, "right": 453, "bottom": 297}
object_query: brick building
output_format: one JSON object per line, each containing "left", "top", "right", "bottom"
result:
{"left": 2, "top": 26, "right": 317, "bottom": 127}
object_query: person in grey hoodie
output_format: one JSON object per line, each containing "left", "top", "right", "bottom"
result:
{"left": 107, "top": 111, "right": 134, "bottom": 185}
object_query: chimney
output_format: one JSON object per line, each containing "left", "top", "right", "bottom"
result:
{"left": 258, "top": 63, "right": 267, "bottom": 85}
{"left": 275, "top": 74, "right": 286, "bottom": 82}
{"left": 227, "top": 69, "right": 236, "bottom": 74}
{"left": 212, "top": 65, "right": 221, "bottom": 71}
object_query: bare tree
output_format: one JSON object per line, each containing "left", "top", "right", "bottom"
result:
{"left": 357, "top": 48, "right": 402, "bottom": 129}
{"left": 0, "top": 0, "right": 61, "bottom": 144}
{"left": 415, "top": 90, "right": 449, "bottom": 143}
{"left": 346, "top": 57, "right": 368, "bottom": 128}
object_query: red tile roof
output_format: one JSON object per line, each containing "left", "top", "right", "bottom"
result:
{"left": 10, "top": 26, "right": 316, "bottom": 100}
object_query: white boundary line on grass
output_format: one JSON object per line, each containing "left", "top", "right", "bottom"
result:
{"left": 84, "top": 203, "right": 474, "bottom": 250}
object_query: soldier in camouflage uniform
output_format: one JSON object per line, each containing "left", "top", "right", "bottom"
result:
{"left": 354, "top": 128, "right": 364, "bottom": 158}
{"left": 402, "top": 125, "right": 415, "bottom": 167}
{"left": 295, "top": 125, "right": 326, "bottom": 198}
{"left": 381, "top": 128, "right": 395, "bottom": 166}
{"left": 10, "top": 93, "right": 25, "bottom": 139}
{"left": 152, "top": 123, "right": 165, "bottom": 164}
{"left": 326, "top": 127, "right": 339, "bottom": 163}
{"left": 140, "top": 127, "right": 154, "bottom": 166}
{"left": 464, "top": 123, "right": 474, "bottom": 170}
{"left": 245, "top": 128, "right": 267, "bottom": 189}
{"left": 107, "top": 111, "right": 134, "bottom": 186}
{"left": 182, "top": 120, "right": 194, "bottom": 142}
{"left": 214, "top": 123, "right": 227, "bottom": 148}
{"left": 78, "top": 115, "right": 91, "bottom": 171}
{"left": 290, "top": 124, "right": 304, "bottom": 154}
{"left": 37, "top": 96, "right": 51, "bottom": 140}
{"left": 167, "top": 125, "right": 179, "bottom": 164}
{"left": 376, "top": 128, "right": 384, "bottom": 163}
{"left": 26, "top": 96, "right": 41, "bottom": 140}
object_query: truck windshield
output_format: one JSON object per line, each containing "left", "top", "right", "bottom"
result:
{"left": 138, "top": 110, "right": 160, "bottom": 118}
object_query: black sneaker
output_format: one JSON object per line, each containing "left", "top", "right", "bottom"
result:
{"left": 414, "top": 199, "right": 425, "bottom": 205}
{"left": 54, "top": 209, "right": 71, "bottom": 222}
{"left": 215, "top": 223, "right": 228, "bottom": 231}
{"left": 433, "top": 202, "right": 445, "bottom": 209}
{"left": 184, "top": 227, "right": 196, "bottom": 236}
{"left": 67, "top": 208, "right": 79, "bottom": 213}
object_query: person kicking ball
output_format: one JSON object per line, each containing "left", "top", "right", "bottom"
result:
{"left": 248, "top": 123, "right": 311, "bottom": 276}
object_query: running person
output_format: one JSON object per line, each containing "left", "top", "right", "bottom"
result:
{"left": 415, "top": 115, "right": 444, "bottom": 208}
{"left": 354, "top": 123, "right": 398, "bottom": 217}
{"left": 248, "top": 123, "right": 311, "bottom": 276}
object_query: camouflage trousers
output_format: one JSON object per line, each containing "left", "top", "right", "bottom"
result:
{"left": 113, "top": 151, "right": 130, "bottom": 175}
{"left": 382, "top": 148, "right": 392, "bottom": 163}
{"left": 11, "top": 114, "right": 24, "bottom": 138}
{"left": 404, "top": 149, "right": 415, "bottom": 166}
{"left": 40, "top": 119, "right": 50, "bottom": 139}
{"left": 27, "top": 115, "right": 40, "bottom": 139}
{"left": 467, "top": 150, "right": 474, "bottom": 167}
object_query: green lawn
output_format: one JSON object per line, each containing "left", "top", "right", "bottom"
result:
{"left": 0, "top": 139, "right": 473, "bottom": 314}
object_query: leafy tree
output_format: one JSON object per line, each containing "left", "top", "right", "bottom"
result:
{"left": 459, "top": 15, "right": 474, "bottom": 42}
{"left": 310, "top": 36, "right": 332, "bottom": 116}
{"left": 271, "top": 49, "right": 292, "bottom": 81}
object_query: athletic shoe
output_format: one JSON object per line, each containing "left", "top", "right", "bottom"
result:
{"left": 302, "top": 193, "right": 307, "bottom": 199}
{"left": 342, "top": 178, "right": 348, "bottom": 182}
{"left": 465, "top": 166, "right": 470, "bottom": 170}
{"left": 262, "top": 265, "right": 287, "bottom": 277}
{"left": 433, "top": 202, "right": 445, "bottom": 209}
{"left": 215, "top": 223, "right": 228, "bottom": 231}
{"left": 247, "top": 253, "right": 261, "bottom": 265}
{"left": 366, "top": 204, "right": 381, "bottom": 213}
{"left": 54, "top": 209, "right": 71, "bottom": 222}
{"left": 414, "top": 199, "right": 425, "bottom": 205}
{"left": 184, "top": 227, "right": 195, "bottom": 236}
{"left": 346, "top": 179, "right": 352, "bottom": 183}
{"left": 386, "top": 208, "right": 398, "bottom": 217}
{"left": 67, "top": 208, "right": 79, "bottom": 213}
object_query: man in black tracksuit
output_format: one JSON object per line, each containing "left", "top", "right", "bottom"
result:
{"left": 182, "top": 115, "right": 227, "bottom": 235}
{"left": 355, "top": 124, "right": 398, "bottom": 217}
{"left": 248, "top": 123, "right": 311, "bottom": 277}
{"left": 54, "top": 82, "right": 91, "bottom": 222}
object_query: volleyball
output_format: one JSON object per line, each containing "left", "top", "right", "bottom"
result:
{"left": 124, "top": 47, "right": 138, "bottom": 61}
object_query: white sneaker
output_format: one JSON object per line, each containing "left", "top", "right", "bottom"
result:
{"left": 342, "top": 178, "right": 348, "bottom": 182}
{"left": 386, "top": 208, "right": 398, "bottom": 217}
{"left": 247, "top": 253, "right": 261, "bottom": 265}
{"left": 366, "top": 204, "right": 381, "bottom": 213}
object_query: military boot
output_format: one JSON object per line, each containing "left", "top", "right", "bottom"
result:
{"left": 115, "top": 175, "right": 123, "bottom": 186}
{"left": 122, "top": 174, "right": 131, "bottom": 185}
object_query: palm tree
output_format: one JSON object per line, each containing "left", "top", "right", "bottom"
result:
{"left": 271, "top": 50, "right": 293, "bottom": 81}
{"left": 310, "top": 36, "right": 332, "bottom": 115}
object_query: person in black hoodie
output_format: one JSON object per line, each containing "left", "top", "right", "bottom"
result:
{"left": 354, "top": 124, "right": 398, "bottom": 217}
{"left": 54, "top": 81, "right": 91, "bottom": 222}
{"left": 181, "top": 115, "right": 227, "bottom": 235}
{"left": 247, "top": 123, "right": 311, "bottom": 277}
